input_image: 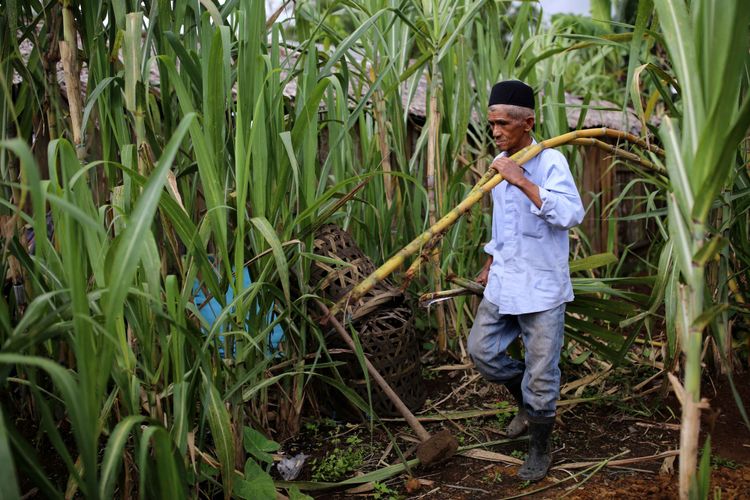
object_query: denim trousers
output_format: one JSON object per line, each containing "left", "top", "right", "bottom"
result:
{"left": 467, "top": 298, "right": 565, "bottom": 418}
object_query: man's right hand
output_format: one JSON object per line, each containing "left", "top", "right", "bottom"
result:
{"left": 476, "top": 257, "right": 492, "bottom": 286}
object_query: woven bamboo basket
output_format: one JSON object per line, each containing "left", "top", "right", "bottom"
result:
{"left": 310, "top": 224, "right": 403, "bottom": 320}
{"left": 346, "top": 307, "right": 425, "bottom": 416}
{"left": 311, "top": 224, "right": 425, "bottom": 416}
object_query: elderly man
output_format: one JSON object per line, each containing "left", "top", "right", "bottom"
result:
{"left": 467, "top": 80, "right": 584, "bottom": 481}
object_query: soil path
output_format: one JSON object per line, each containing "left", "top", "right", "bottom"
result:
{"left": 291, "top": 370, "right": 750, "bottom": 499}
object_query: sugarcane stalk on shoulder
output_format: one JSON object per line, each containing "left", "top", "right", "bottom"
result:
{"left": 402, "top": 131, "right": 661, "bottom": 288}
{"left": 469, "top": 128, "right": 664, "bottom": 194}
{"left": 567, "top": 138, "right": 663, "bottom": 172}
{"left": 330, "top": 127, "right": 665, "bottom": 319}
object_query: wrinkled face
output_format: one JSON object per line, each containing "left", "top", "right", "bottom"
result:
{"left": 487, "top": 105, "right": 533, "bottom": 155}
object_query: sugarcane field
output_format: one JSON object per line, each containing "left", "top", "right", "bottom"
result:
{"left": 3, "top": 0, "right": 750, "bottom": 498}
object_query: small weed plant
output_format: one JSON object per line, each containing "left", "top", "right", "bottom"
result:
{"left": 711, "top": 455, "right": 739, "bottom": 470}
{"left": 495, "top": 400, "right": 512, "bottom": 428}
{"left": 421, "top": 367, "right": 438, "bottom": 381}
{"left": 373, "top": 481, "right": 402, "bottom": 499}
{"left": 483, "top": 470, "right": 503, "bottom": 483}
{"left": 311, "top": 434, "right": 370, "bottom": 482}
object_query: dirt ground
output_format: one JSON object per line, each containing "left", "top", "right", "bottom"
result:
{"left": 283, "top": 365, "right": 750, "bottom": 499}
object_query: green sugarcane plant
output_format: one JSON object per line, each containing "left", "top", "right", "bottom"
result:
{"left": 648, "top": 1, "right": 750, "bottom": 497}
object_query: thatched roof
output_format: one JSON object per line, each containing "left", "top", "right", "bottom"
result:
{"left": 15, "top": 40, "right": 646, "bottom": 135}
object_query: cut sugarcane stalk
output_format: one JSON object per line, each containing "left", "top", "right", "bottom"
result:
{"left": 330, "top": 128, "right": 665, "bottom": 319}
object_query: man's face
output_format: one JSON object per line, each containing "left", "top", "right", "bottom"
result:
{"left": 487, "top": 105, "right": 532, "bottom": 155}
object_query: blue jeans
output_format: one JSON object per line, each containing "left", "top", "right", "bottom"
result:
{"left": 467, "top": 298, "right": 565, "bottom": 418}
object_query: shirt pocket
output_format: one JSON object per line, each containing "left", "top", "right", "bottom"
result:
{"left": 520, "top": 211, "right": 544, "bottom": 239}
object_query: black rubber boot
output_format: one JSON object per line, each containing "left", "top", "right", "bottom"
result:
{"left": 504, "top": 376, "right": 528, "bottom": 438}
{"left": 518, "top": 415, "right": 554, "bottom": 481}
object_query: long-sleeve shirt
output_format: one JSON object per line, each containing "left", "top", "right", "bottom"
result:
{"left": 483, "top": 143, "right": 584, "bottom": 315}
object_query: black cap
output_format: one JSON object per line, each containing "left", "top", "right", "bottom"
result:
{"left": 488, "top": 80, "right": 534, "bottom": 109}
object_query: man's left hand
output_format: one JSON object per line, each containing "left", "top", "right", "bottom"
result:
{"left": 491, "top": 157, "right": 526, "bottom": 186}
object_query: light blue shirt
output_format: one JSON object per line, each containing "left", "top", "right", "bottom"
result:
{"left": 483, "top": 143, "right": 584, "bottom": 315}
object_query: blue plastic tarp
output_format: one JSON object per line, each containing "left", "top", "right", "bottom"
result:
{"left": 192, "top": 266, "right": 284, "bottom": 357}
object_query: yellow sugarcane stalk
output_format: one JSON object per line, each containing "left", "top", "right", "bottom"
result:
{"left": 567, "top": 138, "right": 664, "bottom": 172}
{"left": 401, "top": 134, "right": 663, "bottom": 289}
{"left": 469, "top": 128, "right": 664, "bottom": 195}
{"left": 403, "top": 233, "right": 442, "bottom": 284}
{"left": 722, "top": 254, "right": 746, "bottom": 305}
{"left": 330, "top": 127, "right": 665, "bottom": 319}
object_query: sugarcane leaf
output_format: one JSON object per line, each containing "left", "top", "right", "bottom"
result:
{"left": 569, "top": 297, "right": 636, "bottom": 318}
{"left": 570, "top": 350, "right": 592, "bottom": 365}
{"left": 111, "top": 162, "right": 222, "bottom": 303}
{"left": 320, "top": 9, "right": 390, "bottom": 75}
{"left": 137, "top": 426, "right": 187, "bottom": 499}
{"left": 158, "top": 55, "right": 229, "bottom": 265}
{"left": 0, "top": 355, "right": 94, "bottom": 496}
{"left": 692, "top": 304, "right": 729, "bottom": 333}
{"left": 653, "top": 0, "right": 702, "bottom": 147}
{"left": 435, "top": 0, "right": 487, "bottom": 63}
{"left": 564, "top": 330, "right": 621, "bottom": 362}
{"left": 250, "top": 217, "right": 291, "bottom": 307}
{"left": 675, "top": 281, "right": 692, "bottom": 347}
{"left": 165, "top": 31, "right": 203, "bottom": 91}
{"left": 569, "top": 253, "right": 617, "bottom": 273}
{"left": 277, "top": 456, "right": 421, "bottom": 492}
{"left": 625, "top": 0, "right": 653, "bottom": 117}
{"left": 239, "top": 371, "right": 295, "bottom": 402}
{"left": 692, "top": 236, "right": 728, "bottom": 268}
{"left": 644, "top": 62, "right": 681, "bottom": 108}
{"left": 3, "top": 416, "right": 62, "bottom": 499}
{"left": 0, "top": 407, "right": 21, "bottom": 500}
{"left": 151, "top": 427, "right": 187, "bottom": 499}
{"left": 100, "top": 416, "right": 146, "bottom": 499}
{"left": 660, "top": 116, "right": 693, "bottom": 215}
{"left": 290, "top": 77, "right": 331, "bottom": 151}
{"left": 104, "top": 113, "right": 194, "bottom": 325}
{"left": 0, "top": 139, "right": 48, "bottom": 258}
{"left": 202, "top": 373, "right": 235, "bottom": 499}
{"left": 123, "top": 12, "right": 143, "bottom": 112}
{"left": 695, "top": 0, "right": 750, "bottom": 118}
{"left": 204, "top": 27, "right": 227, "bottom": 169}
{"left": 288, "top": 486, "right": 314, "bottom": 500}
{"left": 664, "top": 262, "right": 680, "bottom": 358}
{"left": 564, "top": 316, "right": 626, "bottom": 345}
{"left": 302, "top": 370, "right": 371, "bottom": 411}
{"left": 724, "top": 372, "right": 750, "bottom": 431}
{"left": 692, "top": 436, "right": 712, "bottom": 500}
{"left": 667, "top": 194, "right": 695, "bottom": 285}
{"left": 81, "top": 76, "right": 119, "bottom": 139}
{"left": 691, "top": 94, "right": 750, "bottom": 223}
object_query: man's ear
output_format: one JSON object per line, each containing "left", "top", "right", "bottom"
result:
{"left": 524, "top": 115, "right": 535, "bottom": 133}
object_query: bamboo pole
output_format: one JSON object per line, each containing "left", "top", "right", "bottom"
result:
{"left": 330, "top": 127, "right": 665, "bottom": 318}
